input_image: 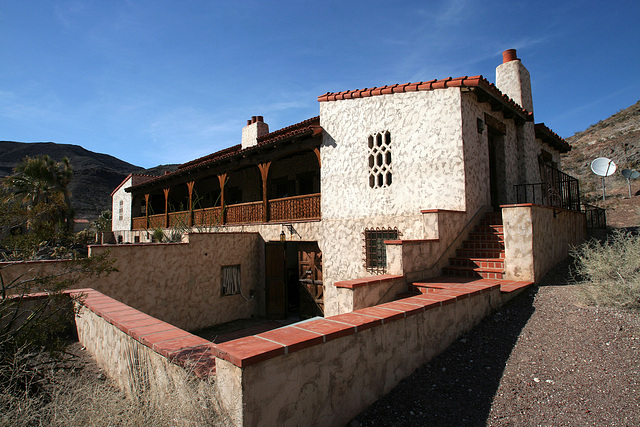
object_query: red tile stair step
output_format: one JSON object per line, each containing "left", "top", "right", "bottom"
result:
{"left": 405, "top": 211, "right": 506, "bottom": 295}
{"left": 442, "top": 211, "right": 505, "bottom": 280}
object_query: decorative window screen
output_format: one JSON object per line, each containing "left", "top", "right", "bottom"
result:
{"left": 118, "top": 200, "right": 124, "bottom": 221}
{"left": 364, "top": 227, "right": 399, "bottom": 274}
{"left": 368, "top": 131, "right": 392, "bottom": 189}
{"left": 221, "top": 265, "right": 241, "bottom": 296}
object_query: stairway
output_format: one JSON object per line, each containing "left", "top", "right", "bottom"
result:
{"left": 407, "top": 211, "right": 506, "bottom": 295}
{"left": 442, "top": 211, "right": 505, "bottom": 279}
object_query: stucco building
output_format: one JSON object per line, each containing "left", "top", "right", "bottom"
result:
{"left": 110, "top": 49, "right": 582, "bottom": 320}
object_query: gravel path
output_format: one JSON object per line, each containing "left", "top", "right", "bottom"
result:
{"left": 350, "top": 260, "right": 640, "bottom": 426}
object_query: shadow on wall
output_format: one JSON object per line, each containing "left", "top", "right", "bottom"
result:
{"left": 351, "top": 287, "right": 537, "bottom": 425}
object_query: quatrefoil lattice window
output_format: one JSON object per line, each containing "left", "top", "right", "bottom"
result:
{"left": 368, "top": 131, "right": 392, "bottom": 189}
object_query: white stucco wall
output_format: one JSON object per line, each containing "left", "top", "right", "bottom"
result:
{"left": 112, "top": 176, "right": 133, "bottom": 232}
{"left": 319, "top": 89, "right": 467, "bottom": 315}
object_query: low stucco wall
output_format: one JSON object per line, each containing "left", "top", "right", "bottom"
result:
{"left": 334, "top": 274, "right": 406, "bottom": 313}
{"left": 214, "top": 284, "right": 506, "bottom": 426}
{"left": 1, "top": 232, "right": 265, "bottom": 332}
{"left": 73, "top": 290, "right": 227, "bottom": 424}
{"left": 88, "top": 232, "right": 265, "bottom": 331}
{"left": 502, "top": 204, "right": 586, "bottom": 282}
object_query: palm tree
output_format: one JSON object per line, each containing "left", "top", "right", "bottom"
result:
{"left": 2, "top": 155, "right": 74, "bottom": 232}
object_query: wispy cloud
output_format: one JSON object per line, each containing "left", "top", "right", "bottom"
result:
{"left": 53, "top": 1, "right": 87, "bottom": 30}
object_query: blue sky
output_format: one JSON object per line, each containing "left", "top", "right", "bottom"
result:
{"left": 1, "top": 0, "right": 638, "bottom": 168}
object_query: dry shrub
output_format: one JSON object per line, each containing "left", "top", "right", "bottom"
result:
{"left": 1, "top": 344, "right": 227, "bottom": 426}
{"left": 573, "top": 229, "right": 640, "bottom": 310}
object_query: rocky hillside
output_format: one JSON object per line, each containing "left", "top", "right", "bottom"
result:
{"left": 562, "top": 100, "right": 640, "bottom": 227}
{"left": 0, "top": 141, "right": 178, "bottom": 219}
{"left": 563, "top": 100, "right": 640, "bottom": 200}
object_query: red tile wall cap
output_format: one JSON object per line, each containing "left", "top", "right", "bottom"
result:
{"left": 354, "top": 306, "right": 405, "bottom": 324}
{"left": 335, "top": 274, "right": 403, "bottom": 289}
{"left": 328, "top": 312, "right": 382, "bottom": 332}
{"left": 74, "top": 288, "right": 218, "bottom": 378}
{"left": 257, "top": 326, "right": 324, "bottom": 354}
{"left": 420, "top": 208, "right": 466, "bottom": 214}
{"left": 293, "top": 318, "right": 356, "bottom": 342}
{"left": 213, "top": 335, "right": 285, "bottom": 368}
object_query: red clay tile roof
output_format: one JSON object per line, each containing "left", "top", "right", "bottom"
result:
{"left": 257, "top": 116, "right": 322, "bottom": 145}
{"left": 111, "top": 173, "right": 159, "bottom": 197}
{"left": 178, "top": 144, "right": 242, "bottom": 169}
{"left": 128, "top": 116, "right": 321, "bottom": 191}
{"left": 317, "top": 75, "right": 533, "bottom": 121}
{"left": 534, "top": 123, "right": 571, "bottom": 153}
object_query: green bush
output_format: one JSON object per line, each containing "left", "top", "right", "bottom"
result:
{"left": 573, "top": 229, "right": 640, "bottom": 310}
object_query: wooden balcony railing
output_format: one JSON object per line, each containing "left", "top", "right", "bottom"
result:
{"left": 270, "top": 193, "right": 321, "bottom": 221}
{"left": 132, "top": 216, "right": 147, "bottom": 230}
{"left": 193, "top": 207, "right": 223, "bottom": 227}
{"left": 131, "top": 193, "right": 321, "bottom": 230}
{"left": 226, "top": 201, "right": 263, "bottom": 224}
{"left": 168, "top": 211, "right": 189, "bottom": 227}
{"left": 148, "top": 214, "right": 165, "bottom": 229}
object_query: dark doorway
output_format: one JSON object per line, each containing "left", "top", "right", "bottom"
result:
{"left": 265, "top": 241, "right": 324, "bottom": 320}
{"left": 488, "top": 131, "right": 507, "bottom": 210}
{"left": 265, "top": 243, "right": 287, "bottom": 319}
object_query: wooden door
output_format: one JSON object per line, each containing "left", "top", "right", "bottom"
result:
{"left": 265, "top": 243, "right": 287, "bottom": 319}
{"left": 298, "top": 242, "right": 323, "bottom": 318}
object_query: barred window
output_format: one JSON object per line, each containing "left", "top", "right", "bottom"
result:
{"left": 368, "top": 131, "right": 392, "bottom": 189}
{"left": 364, "top": 227, "right": 399, "bottom": 274}
{"left": 221, "top": 265, "right": 241, "bottom": 296}
{"left": 118, "top": 200, "right": 124, "bottom": 221}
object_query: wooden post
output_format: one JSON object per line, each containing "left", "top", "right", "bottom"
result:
{"left": 218, "top": 173, "right": 227, "bottom": 225}
{"left": 144, "top": 194, "right": 150, "bottom": 229}
{"left": 313, "top": 147, "right": 321, "bottom": 168}
{"left": 187, "top": 181, "right": 195, "bottom": 227}
{"left": 163, "top": 188, "right": 170, "bottom": 228}
{"left": 258, "top": 162, "right": 271, "bottom": 223}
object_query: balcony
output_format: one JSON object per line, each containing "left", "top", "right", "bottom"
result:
{"left": 131, "top": 193, "right": 321, "bottom": 230}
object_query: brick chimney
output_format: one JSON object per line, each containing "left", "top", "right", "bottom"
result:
{"left": 495, "top": 49, "right": 533, "bottom": 112}
{"left": 241, "top": 116, "right": 269, "bottom": 149}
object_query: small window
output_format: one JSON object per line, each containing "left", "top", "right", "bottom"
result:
{"left": 368, "top": 131, "right": 392, "bottom": 189}
{"left": 364, "top": 227, "right": 399, "bottom": 274}
{"left": 118, "top": 200, "right": 124, "bottom": 221}
{"left": 221, "top": 265, "right": 241, "bottom": 296}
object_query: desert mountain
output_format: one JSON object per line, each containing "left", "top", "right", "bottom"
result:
{"left": 0, "top": 141, "right": 178, "bottom": 219}
{"left": 562, "top": 100, "right": 640, "bottom": 200}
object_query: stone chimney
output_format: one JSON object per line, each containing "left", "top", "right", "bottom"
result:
{"left": 241, "top": 116, "right": 269, "bottom": 149}
{"left": 495, "top": 49, "right": 533, "bottom": 112}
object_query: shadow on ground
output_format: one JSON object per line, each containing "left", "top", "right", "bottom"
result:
{"left": 349, "top": 287, "right": 538, "bottom": 427}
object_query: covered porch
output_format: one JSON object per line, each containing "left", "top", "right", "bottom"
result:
{"left": 128, "top": 117, "right": 322, "bottom": 230}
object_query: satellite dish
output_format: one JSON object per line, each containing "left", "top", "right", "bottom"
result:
{"left": 591, "top": 157, "right": 617, "bottom": 177}
{"left": 590, "top": 157, "right": 617, "bottom": 201}
{"left": 621, "top": 168, "right": 640, "bottom": 198}
{"left": 621, "top": 169, "right": 640, "bottom": 179}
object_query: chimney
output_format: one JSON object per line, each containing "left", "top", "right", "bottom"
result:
{"left": 241, "top": 115, "right": 269, "bottom": 149}
{"left": 495, "top": 48, "right": 533, "bottom": 112}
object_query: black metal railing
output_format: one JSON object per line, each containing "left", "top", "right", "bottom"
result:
{"left": 583, "top": 204, "right": 607, "bottom": 229}
{"left": 514, "top": 165, "right": 581, "bottom": 212}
